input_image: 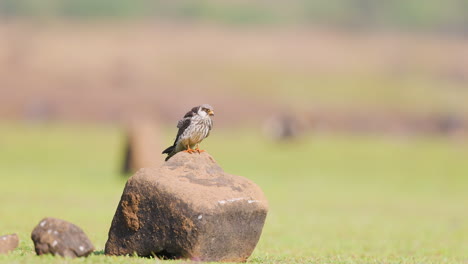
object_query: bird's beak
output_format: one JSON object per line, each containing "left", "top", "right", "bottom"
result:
{"left": 208, "top": 110, "right": 214, "bottom": 116}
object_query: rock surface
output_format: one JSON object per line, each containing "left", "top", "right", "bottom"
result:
{"left": 31, "top": 217, "right": 94, "bottom": 258}
{"left": 0, "top": 233, "right": 19, "bottom": 254}
{"left": 105, "top": 151, "right": 268, "bottom": 262}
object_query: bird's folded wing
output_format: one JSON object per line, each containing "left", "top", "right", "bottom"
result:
{"left": 176, "top": 118, "right": 192, "bottom": 139}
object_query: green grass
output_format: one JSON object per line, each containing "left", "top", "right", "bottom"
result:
{"left": 0, "top": 123, "right": 467, "bottom": 263}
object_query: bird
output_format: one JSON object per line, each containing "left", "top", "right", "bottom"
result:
{"left": 162, "top": 104, "right": 214, "bottom": 161}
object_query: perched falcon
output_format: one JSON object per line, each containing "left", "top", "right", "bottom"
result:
{"left": 162, "top": 104, "right": 214, "bottom": 161}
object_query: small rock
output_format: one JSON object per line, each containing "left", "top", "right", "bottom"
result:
{"left": 31, "top": 217, "right": 94, "bottom": 258}
{"left": 105, "top": 151, "right": 268, "bottom": 262}
{"left": 0, "top": 233, "right": 19, "bottom": 255}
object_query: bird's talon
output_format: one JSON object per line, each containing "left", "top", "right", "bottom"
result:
{"left": 184, "top": 148, "right": 196, "bottom": 154}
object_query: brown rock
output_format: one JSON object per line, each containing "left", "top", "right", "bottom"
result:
{"left": 105, "top": 152, "right": 268, "bottom": 262}
{"left": 0, "top": 234, "right": 19, "bottom": 254}
{"left": 31, "top": 217, "right": 94, "bottom": 258}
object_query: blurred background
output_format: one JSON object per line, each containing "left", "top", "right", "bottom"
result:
{"left": 0, "top": 1, "right": 467, "bottom": 263}
{"left": 1, "top": 0, "right": 468, "bottom": 132}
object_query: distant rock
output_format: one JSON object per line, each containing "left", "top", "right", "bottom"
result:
{"left": 105, "top": 152, "right": 268, "bottom": 262}
{"left": 263, "top": 112, "right": 307, "bottom": 141}
{"left": 31, "top": 217, "right": 94, "bottom": 258}
{"left": 122, "top": 118, "right": 164, "bottom": 174}
{"left": 0, "top": 233, "right": 19, "bottom": 255}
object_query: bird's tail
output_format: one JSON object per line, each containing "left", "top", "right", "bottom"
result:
{"left": 164, "top": 154, "right": 173, "bottom": 161}
{"left": 162, "top": 145, "right": 175, "bottom": 154}
{"left": 162, "top": 145, "right": 176, "bottom": 161}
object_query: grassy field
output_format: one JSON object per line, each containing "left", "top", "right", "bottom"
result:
{"left": 0, "top": 123, "right": 467, "bottom": 263}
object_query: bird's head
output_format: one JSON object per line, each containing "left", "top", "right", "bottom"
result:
{"left": 196, "top": 104, "right": 214, "bottom": 117}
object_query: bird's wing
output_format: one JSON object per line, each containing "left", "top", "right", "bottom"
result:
{"left": 173, "top": 117, "right": 192, "bottom": 145}
{"left": 163, "top": 116, "right": 191, "bottom": 154}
